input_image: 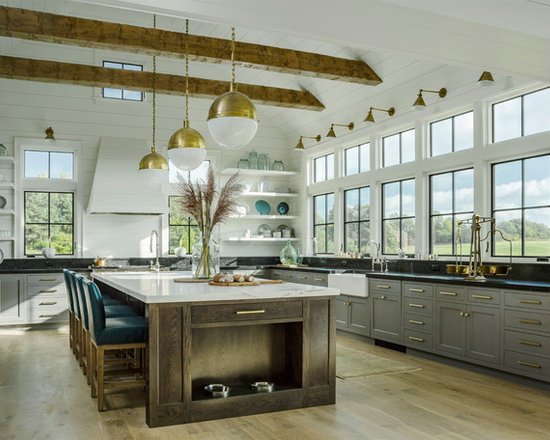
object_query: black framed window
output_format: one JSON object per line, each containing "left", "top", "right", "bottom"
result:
{"left": 493, "top": 87, "right": 550, "bottom": 143}
{"left": 382, "top": 178, "right": 415, "bottom": 255}
{"left": 345, "top": 143, "right": 370, "bottom": 176}
{"left": 24, "top": 150, "right": 74, "bottom": 179}
{"left": 24, "top": 191, "right": 74, "bottom": 255}
{"left": 314, "top": 153, "right": 334, "bottom": 183}
{"left": 313, "top": 193, "right": 334, "bottom": 254}
{"left": 344, "top": 186, "right": 370, "bottom": 254}
{"left": 430, "top": 168, "right": 474, "bottom": 256}
{"left": 102, "top": 61, "right": 143, "bottom": 101}
{"left": 168, "top": 196, "right": 199, "bottom": 254}
{"left": 430, "top": 111, "right": 473, "bottom": 157}
{"left": 382, "top": 129, "right": 415, "bottom": 167}
{"left": 492, "top": 154, "right": 550, "bottom": 257}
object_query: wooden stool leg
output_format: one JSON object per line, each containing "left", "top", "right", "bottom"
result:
{"left": 86, "top": 333, "right": 92, "bottom": 385}
{"left": 79, "top": 326, "right": 85, "bottom": 369}
{"left": 97, "top": 347, "right": 105, "bottom": 411}
{"left": 91, "top": 344, "right": 97, "bottom": 398}
{"left": 69, "top": 313, "right": 73, "bottom": 349}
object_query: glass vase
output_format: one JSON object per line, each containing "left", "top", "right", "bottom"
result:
{"left": 280, "top": 240, "right": 298, "bottom": 266}
{"left": 192, "top": 232, "right": 220, "bottom": 279}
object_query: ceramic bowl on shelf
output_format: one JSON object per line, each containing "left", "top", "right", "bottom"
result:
{"left": 255, "top": 200, "right": 270, "bottom": 215}
{"left": 0, "top": 196, "right": 6, "bottom": 209}
{"left": 257, "top": 224, "right": 271, "bottom": 235}
{"left": 234, "top": 202, "right": 249, "bottom": 216}
{"left": 276, "top": 202, "right": 289, "bottom": 215}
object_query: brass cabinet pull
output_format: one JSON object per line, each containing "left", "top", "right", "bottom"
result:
{"left": 519, "top": 319, "right": 542, "bottom": 325}
{"left": 286, "top": 275, "right": 293, "bottom": 278}
{"left": 440, "top": 291, "right": 458, "bottom": 296}
{"left": 40, "top": 289, "right": 57, "bottom": 293}
{"left": 472, "top": 294, "right": 492, "bottom": 300}
{"left": 297, "top": 276, "right": 307, "bottom": 280}
{"left": 408, "top": 319, "right": 425, "bottom": 325}
{"left": 518, "top": 299, "right": 542, "bottom": 305}
{"left": 518, "top": 340, "right": 542, "bottom": 347}
{"left": 408, "top": 336, "right": 424, "bottom": 342}
{"left": 464, "top": 312, "right": 470, "bottom": 317}
{"left": 517, "top": 360, "right": 541, "bottom": 369}
{"left": 17, "top": 292, "right": 20, "bottom": 316}
{"left": 39, "top": 314, "right": 57, "bottom": 317}
{"left": 39, "top": 278, "right": 57, "bottom": 282}
{"left": 40, "top": 302, "right": 57, "bottom": 306}
{"left": 236, "top": 309, "right": 265, "bottom": 315}
{"left": 314, "top": 278, "right": 324, "bottom": 281}
{"left": 377, "top": 285, "right": 391, "bottom": 289}
{"left": 409, "top": 288, "right": 424, "bottom": 293}
{"left": 408, "top": 303, "right": 425, "bottom": 308}
{"left": 380, "top": 295, "right": 387, "bottom": 300}
{"left": 460, "top": 311, "right": 465, "bottom": 316}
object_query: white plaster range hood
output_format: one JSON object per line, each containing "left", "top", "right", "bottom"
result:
{"left": 87, "top": 137, "right": 168, "bottom": 215}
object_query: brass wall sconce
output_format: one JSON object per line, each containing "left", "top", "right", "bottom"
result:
{"left": 45, "top": 127, "right": 55, "bottom": 141}
{"left": 294, "top": 135, "right": 321, "bottom": 151}
{"left": 364, "top": 106, "right": 395, "bottom": 125}
{"left": 326, "top": 122, "right": 354, "bottom": 138}
{"left": 412, "top": 88, "right": 447, "bottom": 110}
{"left": 478, "top": 71, "right": 494, "bottom": 87}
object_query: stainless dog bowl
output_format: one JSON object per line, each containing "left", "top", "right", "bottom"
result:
{"left": 250, "top": 381, "right": 274, "bottom": 393}
{"left": 204, "top": 384, "right": 230, "bottom": 398}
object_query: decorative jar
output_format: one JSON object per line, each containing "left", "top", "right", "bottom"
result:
{"left": 272, "top": 160, "right": 285, "bottom": 171}
{"left": 280, "top": 240, "right": 298, "bottom": 265}
{"left": 192, "top": 232, "right": 220, "bottom": 279}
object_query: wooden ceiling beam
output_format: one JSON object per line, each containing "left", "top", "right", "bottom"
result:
{"left": 0, "top": 6, "right": 382, "bottom": 86}
{"left": 0, "top": 56, "right": 325, "bottom": 111}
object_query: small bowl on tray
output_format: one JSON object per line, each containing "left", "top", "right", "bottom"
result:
{"left": 204, "top": 384, "right": 230, "bottom": 398}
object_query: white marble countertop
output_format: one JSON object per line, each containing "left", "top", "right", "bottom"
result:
{"left": 92, "top": 271, "right": 340, "bottom": 304}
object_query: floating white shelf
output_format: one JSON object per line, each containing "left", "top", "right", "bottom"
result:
{"left": 0, "top": 210, "right": 15, "bottom": 215}
{"left": 221, "top": 168, "right": 298, "bottom": 177}
{"left": 228, "top": 214, "right": 297, "bottom": 220}
{"left": 223, "top": 237, "right": 299, "bottom": 242}
{"left": 0, "top": 183, "right": 15, "bottom": 189}
{"left": 241, "top": 192, "right": 298, "bottom": 198}
{"left": 0, "top": 156, "right": 14, "bottom": 162}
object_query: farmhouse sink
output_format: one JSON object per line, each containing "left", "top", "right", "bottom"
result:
{"left": 327, "top": 272, "right": 369, "bottom": 297}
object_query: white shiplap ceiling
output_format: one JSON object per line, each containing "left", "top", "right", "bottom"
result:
{"left": 1, "top": 0, "right": 547, "bottom": 152}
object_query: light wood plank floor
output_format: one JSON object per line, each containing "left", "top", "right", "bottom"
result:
{"left": 2, "top": 328, "right": 550, "bottom": 440}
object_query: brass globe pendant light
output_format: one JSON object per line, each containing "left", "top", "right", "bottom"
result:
{"left": 207, "top": 26, "right": 258, "bottom": 150}
{"left": 139, "top": 15, "right": 169, "bottom": 186}
{"left": 167, "top": 19, "right": 207, "bottom": 171}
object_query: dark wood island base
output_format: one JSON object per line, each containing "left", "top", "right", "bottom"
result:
{"left": 146, "top": 297, "right": 336, "bottom": 427}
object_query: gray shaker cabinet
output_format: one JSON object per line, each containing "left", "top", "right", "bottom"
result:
{"left": 465, "top": 305, "right": 500, "bottom": 366}
{"left": 336, "top": 294, "right": 369, "bottom": 337}
{"left": 436, "top": 301, "right": 465, "bottom": 357}
{"left": 0, "top": 275, "right": 25, "bottom": 324}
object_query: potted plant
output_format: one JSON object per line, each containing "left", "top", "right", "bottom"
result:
{"left": 177, "top": 167, "right": 241, "bottom": 279}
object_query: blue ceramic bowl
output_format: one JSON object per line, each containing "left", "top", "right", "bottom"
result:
{"left": 276, "top": 202, "right": 289, "bottom": 215}
{"left": 255, "top": 200, "right": 271, "bottom": 215}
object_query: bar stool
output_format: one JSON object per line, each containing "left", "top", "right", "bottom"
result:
{"left": 62, "top": 269, "right": 76, "bottom": 351}
{"left": 84, "top": 279, "right": 146, "bottom": 411}
{"left": 73, "top": 273, "right": 138, "bottom": 380}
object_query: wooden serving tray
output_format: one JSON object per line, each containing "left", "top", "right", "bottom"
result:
{"left": 209, "top": 281, "right": 260, "bottom": 286}
{"left": 173, "top": 278, "right": 212, "bottom": 283}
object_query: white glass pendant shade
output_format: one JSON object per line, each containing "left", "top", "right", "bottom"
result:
{"left": 167, "top": 122, "right": 207, "bottom": 171}
{"left": 207, "top": 91, "right": 258, "bottom": 150}
{"left": 138, "top": 149, "right": 168, "bottom": 187}
{"left": 138, "top": 167, "right": 168, "bottom": 187}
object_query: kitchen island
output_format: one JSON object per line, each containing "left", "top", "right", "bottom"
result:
{"left": 92, "top": 271, "right": 339, "bottom": 427}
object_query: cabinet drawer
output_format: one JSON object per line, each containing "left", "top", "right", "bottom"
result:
{"left": 504, "top": 291, "right": 550, "bottom": 311}
{"left": 403, "top": 282, "right": 434, "bottom": 299}
{"left": 191, "top": 300, "right": 303, "bottom": 324}
{"left": 309, "top": 274, "right": 328, "bottom": 286}
{"left": 404, "top": 313, "right": 434, "bottom": 333}
{"left": 369, "top": 279, "right": 400, "bottom": 294}
{"left": 436, "top": 285, "right": 466, "bottom": 302}
{"left": 404, "top": 329, "right": 433, "bottom": 350}
{"left": 504, "top": 329, "right": 550, "bottom": 357}
{"left": 28, "top": 308, "right": 68, "bottom": 323}
{"left": 26, "top": 284, "right": 66, "bottom": 297}
{"left": 403, "top": 297, "right": 433, "bottom": 315}
{"left": 467, "top": 288, "right": 501, "bottom": 305}
{"left": 27, "top": 293, "right": 67, "bottom": 309}
{"left": 504, "top": 309, "right": 550, "bottom": 333}
{"left": 504, "top": 350, "right": 550, "bottom": 379}
{"left": 292, "top": 272, "right": 311, "bottom": 284}
{"left": 27, "top": 274, "right": 64, "bottom": 285}
{"left": 270, "top": 270, "right": 284, "bottom": 280}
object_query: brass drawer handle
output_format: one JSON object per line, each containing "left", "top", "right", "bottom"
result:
{"left": 408, "top": 319, "right": 425, "bottom": 325}
{"left": 472, "top": 294, "right": 492, "bottom": 300}
{"left": 39, "top": 314, "right": 57, "bottom": 317}
{"left": 297, "top": 276, "right": 307, "bottom": 280}
{"left": 440, "top": 291, "right": 458, "bottom": 296}
{"left": 39, "top": 302, "right": 57, "bottom": 305}
{"left": 236, "top": 309, "right": 265, "bottom": 315}
{"left": 377, "top": 285, "right": 391, "bottom": 289}
{"left": 314, "top": 278, "right": 324, "bottom": 282}
{"left": 519, "top": 319, "right": 542, "bottom": 325}
{"left": 380, "top": 295, "right": 387, "bottom": 300}
{"left": 409, "top": 288, "right": 424, "bottom": 293}
{"left": 517, "top": 360, "right": 541, "bottom": 369}
{"left": 518, "top": 299, "right": 542, "bottom": 305}
{"left": 39, "top": 278, "right": 58, "bottom": 282}
{"left": 40, "top": 289, "right": 57, "bottom": 293}
{"left": 518, "top": 340, "right": 542, "bottom": 347}
{"left": 408, "top": 303, "right": 425, "bottom": 308}
{"left": 408, "top": 336, "right": 424, "bottom": 342}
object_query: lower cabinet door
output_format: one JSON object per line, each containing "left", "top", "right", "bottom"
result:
{"left": 0, "top": 275, "right": 24, "bottom": 324}
{"left": 371, "top": 293, "right": 401, "bottom": 343}
{"left": 349, "top": 298, "right": 369, "bottom": 336}
{"left": 435, "top": 301, "right": 465, "bottom": 356}
{"left": 335, "top": 296, "right": 349, "bottom": 330}
{"left": 465, "top": 305, "right": 500, "bottom": 366}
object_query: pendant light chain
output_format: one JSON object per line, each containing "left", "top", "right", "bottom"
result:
{"left": 152, "top": 14, "right": 157, "bottom": 152}
{"left": 230, "top": 26, "right": 236, "bottom": 92}
{"left": 185, "top": 19, "right": 189, "bottom": 125}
